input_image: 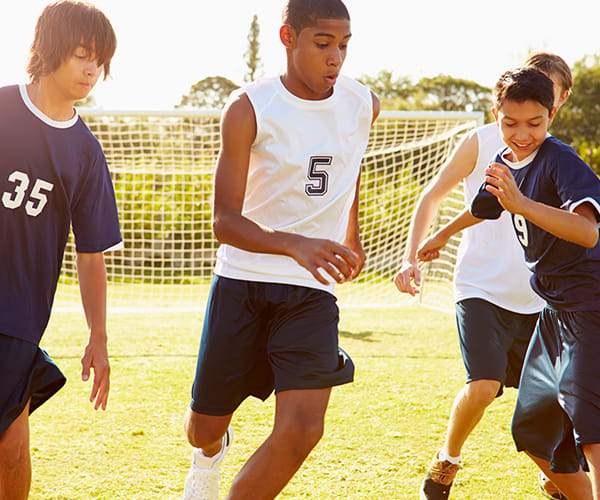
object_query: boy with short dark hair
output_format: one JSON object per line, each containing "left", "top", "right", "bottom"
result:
{"left": 0, "top": 1, "right": 122, "bottom": 498}
{"left": 418, "top": 66, "right": 600, "bottom": 499}
{"left": 394, "top": 52, "right": 579, "bottom": 500}
{"left": 182, "top": 1, "right": 380, "bottom": 499}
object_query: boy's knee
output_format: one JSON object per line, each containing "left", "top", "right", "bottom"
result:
{"left": 277, "top": 417, "right": 325, "bottom": 454}
{"left": 0, "top": 428, "right": 29, "bottom": 470}
{"left": 464, "top": 379, "right": 501, "bottom": 407}
{"left": 183, "top": 408, "right": 229, "bottom": 449}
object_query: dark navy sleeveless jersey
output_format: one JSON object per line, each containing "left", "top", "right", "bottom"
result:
{"left": 0, "top": 85, "right": 122, "bottom": 345}
{"left": 470, "top": 136, "right": 600, "bottom": 311}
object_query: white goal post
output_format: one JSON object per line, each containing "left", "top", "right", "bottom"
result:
{"left": 53, "top": 109, "right": 483, "bottom": 314}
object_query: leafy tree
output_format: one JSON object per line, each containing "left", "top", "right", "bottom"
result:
{"left": 551, "top": 54, "right": 600, "bottom": 173}
{"left": 415, "top": 75, "right": 492, "bottom": 120}
{"left": 357, "top": 70, "right": 413, "bottom": 100}
{"left": 177, "top": 76, "right": 240, "bottom": 109}
{"left": 244, "top": 14, "right": 262, "bottom": 83}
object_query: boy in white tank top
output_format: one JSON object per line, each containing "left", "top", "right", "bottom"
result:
{"left": 182, "top": 2, "right": 380, "bottom": 499}
{"left": 394, "top": 53, "right": 588, "bottom": 500}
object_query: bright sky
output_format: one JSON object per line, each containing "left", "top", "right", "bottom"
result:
{"left": 2, "top": 0, "right": 599, "bottom": 109}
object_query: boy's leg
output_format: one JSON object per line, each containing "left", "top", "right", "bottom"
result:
{"left": 0, "top": 400, "right": 31, "bottom": 500}
{"left": 183, "top": 410, "right": 234, "bottom": 500}
{"left": 184, "top": 409, "right": 233, "bottom": 456}
{"left": 582, "top": 444, "right": 600, "bottom": 500}
{"left": 226, "top": 387, "right": 331, "bottom": 500}
{"left": 526, "top": 451, "right": 592, "bottom": 500}
{"left": 443, "top": 378, "right": 501, "bottom": 457}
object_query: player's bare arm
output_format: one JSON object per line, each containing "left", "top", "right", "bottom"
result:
{"left": 416, "top": 208, "right": 482, "bottom": 262}
{"left": 485, "top": 163, "right": 599, "bottom": 248}
{"left": 342, "top": 172, "right": 366, "bottom": 279}
{"left": 76, "top": 251, "right": 110, "bottom": 411}
{"left": 395, "top": 130, "right": 479, "bottom": 295}
{"left": 212, "top": 93, "right": 359, "bottom": 286}
{"left": 340, "top": 91, "right": 380, "bottom": 280}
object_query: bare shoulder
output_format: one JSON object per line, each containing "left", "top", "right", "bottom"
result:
{"left": 370, "top": 91, "right": 381, "bottom": 124}
{"left": 441, "top": 128, "right": 480, "bottom": 177}
{"left": 220, "top": 91, "right": 256, "bottom": 144}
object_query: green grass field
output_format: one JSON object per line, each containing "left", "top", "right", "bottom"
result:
{"left": 32, "top": 305, "right": 543, "bottom": 499}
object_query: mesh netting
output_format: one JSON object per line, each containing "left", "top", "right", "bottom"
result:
{"left": 54, "top": 109, "right": 482, "bottom": 314}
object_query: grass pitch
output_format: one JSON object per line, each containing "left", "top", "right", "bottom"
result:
{"left": 32, "top": 305, "right": 542, "bottom": 499}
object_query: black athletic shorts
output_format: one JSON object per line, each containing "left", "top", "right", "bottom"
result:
{"left": 512, "top": 307, "right": 600, "bottom": 473}
{"left": 455, "top": 298, "right": 539, "bottom": 395}
{"left": 0, "top": 333, "right": 66, "bottom": 435}
{"left": 190, "top": 276, "right": 354, "bottom": 415}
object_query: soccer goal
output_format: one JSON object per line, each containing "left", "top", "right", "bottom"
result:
{"left": 53, "top": 109, "right": 483, "bottom": 315}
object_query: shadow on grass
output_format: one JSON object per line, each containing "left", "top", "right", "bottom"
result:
{"left": 339, "top": 330, "right": 377, "bottom": 342}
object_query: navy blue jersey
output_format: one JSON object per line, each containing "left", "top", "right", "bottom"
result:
{"left": 0, "top": 85, "right": 122, "bottom": 345}
{"left": 470, "top": 136, "right": 600, "bottom": 311}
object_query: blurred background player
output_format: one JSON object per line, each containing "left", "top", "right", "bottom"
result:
{"left": 181, "top": 1, "right": 379, "bottom": 499}
{"left": 394, "top": 53, "right": 584, "bottom": 500}
{"left": 0, "top": 2, "right": 121, "bottom": 499}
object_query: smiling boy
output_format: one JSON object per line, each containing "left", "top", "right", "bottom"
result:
{"left": 418, "top": 67, "right": 600, "bottom": 499}
{"left": 394, "top": 53, "right": 576, "bottom": 500}
{"left": 0, "top": 2, "right": 121, "bottom": 498}
{"left": 181, "top": 1, "right": 379, "bottom": 499}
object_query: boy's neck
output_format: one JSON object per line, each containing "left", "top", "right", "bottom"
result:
{"left": 26, "top": 80, "right": 76, "bottom": 122}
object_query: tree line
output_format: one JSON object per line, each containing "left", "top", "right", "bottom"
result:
{"left": 177, "top": 16, "right": 600, "bottom": 174}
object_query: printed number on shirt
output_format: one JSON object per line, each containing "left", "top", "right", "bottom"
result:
{"left": 305, "top": 156, "right": 331, "bottom": 196}
{"left": 513, "top": 214, "right": 528, "bottom": 246}
{"left": 2, "top": 171, "right": 54, "bottom": 217}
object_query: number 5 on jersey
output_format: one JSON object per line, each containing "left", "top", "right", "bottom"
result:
{"left": 305, "top": 156, "right": 332, "bottom": 196}
{"left": 2, "top": 170, "right": 54, "bottom": 217}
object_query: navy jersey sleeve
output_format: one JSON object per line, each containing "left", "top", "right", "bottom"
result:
{"left": 470, "top": 182, "right": 504, "bottom": 220}
{"left": 71, "top": 150, "right": 122, "bottom": 253}
{"left": 552, "top": 149, "right": 600, "bottom": 221}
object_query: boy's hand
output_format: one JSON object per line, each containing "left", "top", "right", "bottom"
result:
{"left": 343, "top": 236, "right": 366, "bottom": 280}
{"left": 485, "top": 163, "right": 527, "bottom": 213}
{"left": 289, "top": 236, "right": 359, "bottom": 285}
{"left": 417, "top": 233, "right": 448, "bottom": 262}
{"left": 394, "top": 261, "right": 421, "bottom": 296}
{"left": 81, "top": 334, "right": 110, "bottom": 410}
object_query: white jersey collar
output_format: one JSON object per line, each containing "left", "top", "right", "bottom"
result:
{"left": 19, "top": 84, "right": 79, "bottom": 129}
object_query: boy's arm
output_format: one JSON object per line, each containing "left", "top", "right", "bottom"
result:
{"left": 76, "top": 251, "right": 110, "bottom": 411}
{"left": 394, "top": 131, "right": 479, "bottom": 295}
{"left": 212, "top": 93, "right": 359, "bottom": 286}
{"left": 341, "top": 91, "right": 381, "bottom": 280}
{"left": 416, "top": 208, "right": 482, "bottom": 261}
{"left": 343, "top": 172, "right": 365, "bottom": 280}
{"left": 485, "top": 163, "right": 599, "bottom": 248}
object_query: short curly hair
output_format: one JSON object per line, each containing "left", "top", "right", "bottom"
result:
{"left": 282, "top": 0, "right": 350, "bottom": 34}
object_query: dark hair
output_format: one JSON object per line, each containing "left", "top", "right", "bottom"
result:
{"left": 522, "top": 51, "right": 573, "bottom": 94}
{"left": 493, "top": 67, "right": 555, "bottom": 115}
{"left": 282, "top": 0, "right": 350, "bottom": 34}
{"left": 27, "top": 0, "right": 116, "bottom": 82}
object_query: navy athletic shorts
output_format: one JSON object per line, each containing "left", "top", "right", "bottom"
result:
{"left": 190, "top": 275, "right": 354, "bottom": 416}
{"left": 512, "top": 307, "right": 600, "bottom": 473}
{"left": 0, "top": 333, "right": 66, "bottom": 436}
{"left": 455, "top": 298, "right": 539, "bottom": 395}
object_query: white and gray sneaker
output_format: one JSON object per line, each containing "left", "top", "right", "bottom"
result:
{"left": 182, "top": 426, "right": 233, "bottom": 500}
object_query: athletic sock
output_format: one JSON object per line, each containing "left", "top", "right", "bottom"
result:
{"left": 438, "top": 448, "right": 461, "bottom": 465}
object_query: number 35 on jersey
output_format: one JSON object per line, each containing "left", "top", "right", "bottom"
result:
{"left": 2, "top": 170, "right": 54, "bottom": 217}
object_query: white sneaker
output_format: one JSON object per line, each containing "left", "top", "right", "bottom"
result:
{"left": 183, "top": 426, "right": 233, "bottom": 500}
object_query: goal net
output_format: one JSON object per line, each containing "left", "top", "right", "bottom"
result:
{"left": 53, "top": 109, "right": 482, "bottom": 316}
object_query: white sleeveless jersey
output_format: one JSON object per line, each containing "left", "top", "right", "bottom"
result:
{"left": 214, "top": 75, "right": 373, "bottom": 293}
{"left": 454, "top": 123, "right": 545, "bottom": 313}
